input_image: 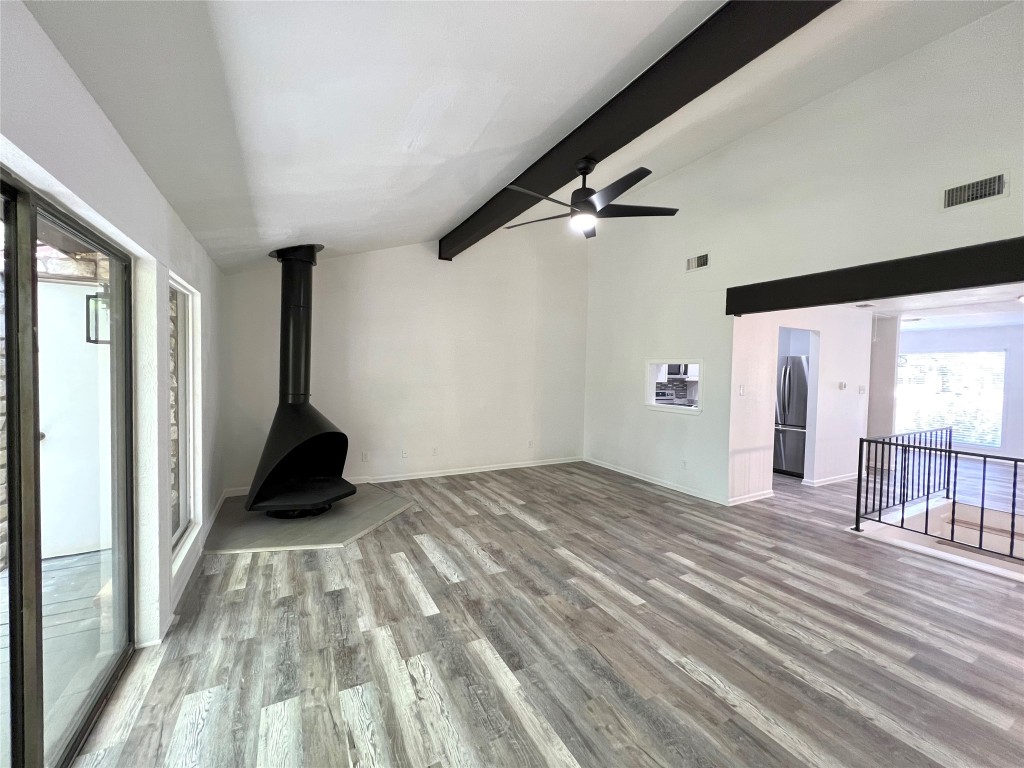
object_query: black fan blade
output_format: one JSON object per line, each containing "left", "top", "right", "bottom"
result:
{"left": 507, "top": 185, "right": 576, "bottom": 209}
{"left": 597, "top": 203, "right": 678, "bottom": 218}
{"left": 504, "top": 213, "right": 570, "bottom": 230}
{"left": 588, "top": 167, "right": 652, "bottom": 210}
{"left": 584, "top": 226, "right": 597, "bottom": 239}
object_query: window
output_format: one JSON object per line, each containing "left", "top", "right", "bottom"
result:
{"left": 169, "top": 281, "right": 194, "bottom": 546}
{"left": 895, "top": 351, "right": 1005, "bottom": 447}
{"left": 646, "top": 360, "right": 702, "bottom": 413}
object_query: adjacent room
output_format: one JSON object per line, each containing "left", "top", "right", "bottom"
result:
{"left": 1, "top": 1, "right": 1022, "bottom": 767}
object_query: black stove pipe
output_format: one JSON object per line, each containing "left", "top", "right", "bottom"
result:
{"left": 246, "top": 242, "right": 356, "bottom": 517}
{"left": 271, "top": 243, "right": 322, "bottom": 404}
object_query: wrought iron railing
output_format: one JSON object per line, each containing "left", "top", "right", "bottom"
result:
{"left": 855, "top": 427, "right": 1022, "bottom": 561}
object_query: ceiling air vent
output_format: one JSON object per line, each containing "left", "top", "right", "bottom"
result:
{"left": 944, "top": 174, "right": 1005, "bottom": 208}
{"left": 686, "top": 253, "right": 709, "bottom": 272}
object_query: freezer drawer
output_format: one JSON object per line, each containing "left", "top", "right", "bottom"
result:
{"left": 773, "top": 426, "right": 806, "bottom": 478}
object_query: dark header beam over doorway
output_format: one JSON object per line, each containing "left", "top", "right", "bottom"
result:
{"left": 437, "top": 0, "right": 838, "bottom": 261}
{"left": 725, "top": 237, "right": 1024, "bottom": 316}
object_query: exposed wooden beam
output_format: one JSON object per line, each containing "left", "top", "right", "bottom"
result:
{"left": 725, "top": 237, "right": 1024, "bottom": 316}
{"left": 438, "top": 0, "right": 839, "bottom": 260}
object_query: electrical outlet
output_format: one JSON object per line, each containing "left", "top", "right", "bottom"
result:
{"left": 528, "top": 439, "right": 534, "bottom": 448}
{"left": 681, "top": 459, "right": 688, "bottom": 470}
{"left": 361, "top": 450, "right": 368, "bottom": 462}
{"left": 401, "top": 448, "right": 408, "bottom": 458}
{"left": 432, "top": 447, "right": 438, "bottom": 456}
{"left": 738, "top": 384, "right": 745, "bottom": 397}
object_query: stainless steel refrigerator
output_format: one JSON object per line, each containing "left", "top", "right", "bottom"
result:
{"left": 774, "top": 355, "right": 809, "bottom": 478}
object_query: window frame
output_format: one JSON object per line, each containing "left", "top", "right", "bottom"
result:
{"left": 168, "top": 276, "right": 198, "bottom": 551}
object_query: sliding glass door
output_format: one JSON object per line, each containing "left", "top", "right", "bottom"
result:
{"left": 35, "top": 212, "right": 132, "bottom": 763}
{"left": 1, "top": 191, "right": 12, "bottom": 768}
{"left": 2, "top": 179, "right": 133, "bottom": 768}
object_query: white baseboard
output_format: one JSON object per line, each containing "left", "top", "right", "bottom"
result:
{"left": 216, "top": 459, "right": 584, "bottom": 504}
{"left": 726, "top": 489, "right": 775, "bottom": 506}
{"left": 214, "top": 486, "right": 249, "bottom": 509}
{"left": 582, "top": 458, "right": 723, "bottom": 505}
{"left": 801, "top": 472, "right": 857, "bottom": 488}
{"left": 349, "top": 456, "right": 584, "bottom": 484}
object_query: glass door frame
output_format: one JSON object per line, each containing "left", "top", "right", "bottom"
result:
{"left": 2, "top": 172, "right": 136, "bottom": 768}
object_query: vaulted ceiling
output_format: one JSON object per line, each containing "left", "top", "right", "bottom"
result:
{"left": 26, "top": 0, "right": 722, "bottom": 269}
{"left": 25, "top": 1, "right": 1008, "bottom": 270}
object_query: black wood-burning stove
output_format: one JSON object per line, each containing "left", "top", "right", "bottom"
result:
{"left": 245, "top": 244, "right": 356, "bottom": 518}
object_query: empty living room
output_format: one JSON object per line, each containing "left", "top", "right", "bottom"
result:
{"left": 1, "top": 1, "right": 1022, "bottom": 766}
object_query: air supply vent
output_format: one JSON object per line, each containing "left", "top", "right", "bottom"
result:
{"left": 686, "top": 253, "right": 709, "bottom": 272}
{"left": 944, "top": 174, "right": 1005, "bottom": 208}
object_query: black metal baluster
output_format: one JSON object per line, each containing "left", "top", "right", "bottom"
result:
{"left": 914, "top": 433, "right": 921, "bottom": 500}
{"left": 924, "top": 433, "right": 932, "bottom": 535}
{"left": 1009, "top": 460, "right": 1018, "bottom": 559}
{"left": 925, "top": 430, "right": 931, "bottom": 495}
{"left": 913, "top": 436, "right": 921, "bottom": 501}
{"left": 925, "top": 430, "right": 933, "bottom": 495}
{"left": 884, "top": 438, "right": 892, "bottom": 512}
{"left": 979, "top": 456, "right": 987, "bottom": 551}
{"left": 874, "top": 441, "right": 882, "bottom": 518}
{"left": 950, "top": 452, "right": 958, "bottom": 542}
{"left": 855, "top": 439, "right": 864, "bottom": 532}
{"left": 929, "top": 430, "right": 936, "bottom": 494}
{"left": 925, "top": 431, "right": 931, "bottom": 495}
{"left": 900, "top": 443, "right": 908, "bottom": 528}
{"left": 886, "top": 440, "right": 893, "bottom": 509}
{"left": 869, "top": 441, "right": 876, "bottom": 518}
{"left": 944, "top": 427, "right": 952, "bottom": 498}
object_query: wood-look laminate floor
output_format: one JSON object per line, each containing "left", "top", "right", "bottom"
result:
{"left": 76, "top": 463, "right": 1024, "bottom": 768}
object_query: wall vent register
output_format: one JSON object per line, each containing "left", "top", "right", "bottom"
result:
{"left": 944, "top": 174, "right": 1005, "bottom": 208}
{"left": 686, "top": 253, "right": 709, "bottom": 271}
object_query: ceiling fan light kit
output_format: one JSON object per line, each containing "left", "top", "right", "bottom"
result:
{"left": 505, "top": 157, "right": 677, "bottom": 239}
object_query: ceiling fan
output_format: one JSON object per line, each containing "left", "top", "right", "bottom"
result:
{"left": 504, "top": 157, "right": 677, "bottom": 239}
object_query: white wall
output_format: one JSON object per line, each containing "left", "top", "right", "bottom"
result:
{"left": 583, "top": 3, "right": 1023, "bottom": 505}
{"left": 898, "top": 323, "right": 1024, "bottom": 458}
{"left": 867, "top": 315, "right": 901, "bottom": 438}
{"left": 1, "top": 1, "right": 225, "bottom": 643}
{"left": 778, "top": 327, "right": 812, "bottom": 357}
{"left": 37, "top": 282, "right": 107, "bottom": 558}
{"left": 729, "top": 306, "right": 872, "bottom": 501}
{"left": 219, "top": 229, "right": 588, "bottom": 492}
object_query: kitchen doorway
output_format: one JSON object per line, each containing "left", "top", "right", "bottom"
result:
{"left": 774, "top": 328, "right": 815, "bottom": 480}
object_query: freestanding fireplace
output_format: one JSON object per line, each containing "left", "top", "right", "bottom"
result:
{"left": 245, "top": 244, "right": 356, "bottom": 518}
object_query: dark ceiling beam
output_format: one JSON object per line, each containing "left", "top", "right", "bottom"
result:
{"left": 725, "top": 237, "right": 1024, "bottom": 316}
{"left": 438, "top": 0, "right": 839, "bottom": 260}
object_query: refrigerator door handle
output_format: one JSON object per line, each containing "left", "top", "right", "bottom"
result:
{"left": 781, "top": 362, "right": 790, "bottom": 425}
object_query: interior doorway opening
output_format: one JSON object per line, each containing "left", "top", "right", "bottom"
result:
{"left": 773, "top": 327, "right": 816, "bottom": 482}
